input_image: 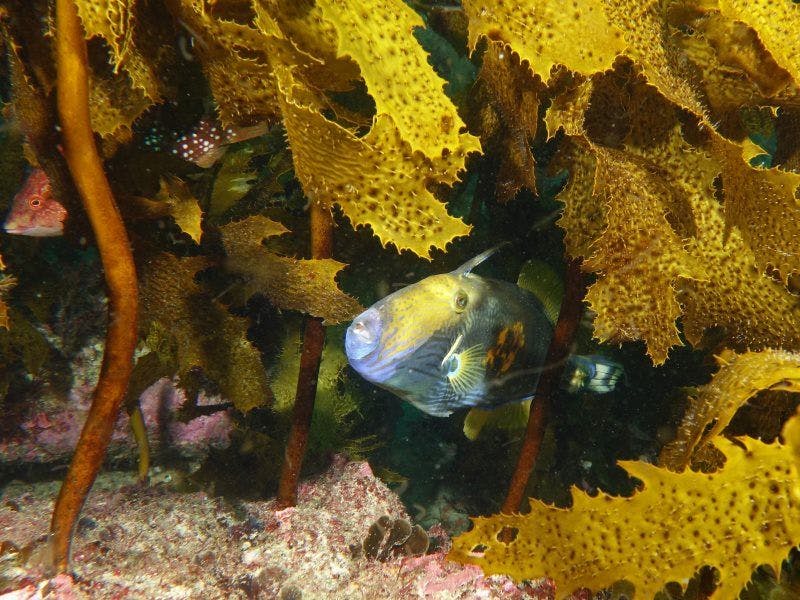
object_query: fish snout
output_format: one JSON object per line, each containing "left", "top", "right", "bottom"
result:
{"left": 345, "top": 307, "right": 382, "bottom": 361}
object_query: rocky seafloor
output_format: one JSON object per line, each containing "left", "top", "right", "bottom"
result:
{"left": 0, "top": 455, "right": 566, "bottom": 600}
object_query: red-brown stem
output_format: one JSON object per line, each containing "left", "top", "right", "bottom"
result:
{"left": 501, "top": 258, "right": 587, "bottom": 514}
{"left": 49, "top": 0, "right": 139, "bottom": 573}
{"left": 276, "top": 202, "right": 332, "bottom": 507}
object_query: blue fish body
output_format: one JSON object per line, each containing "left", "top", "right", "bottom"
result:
{"left": 345, "top": 249, "right": 620, "bottom": 417}
{"left": 347, "top": 274, "right": 551, "bottom": 416}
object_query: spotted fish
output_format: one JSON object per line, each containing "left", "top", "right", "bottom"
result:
{"left": 345, "top": 247, "right": 622, "bottom": 418}
{"left": 170, "top": 118, "right": 267, "bottom": 168}
{"left": 140, "top": 117, "right": 267, "bottom": 168}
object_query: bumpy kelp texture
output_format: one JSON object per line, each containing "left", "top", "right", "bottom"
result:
{"left": 468, "top": 42, "right": 541, "bottom": 203}
{"left": 463, "top": 0, "right": 626, "bottom": 81}
{"left": 660, "top": 349, "right": 800, "bottom": 471}
{"left": 552, "top": 109, "right": 800, "bottom": 363}
{"left": 137, "top": 250, "right": 272, "bottom": 413}
{"left": 179, "top": 0, "right": 486, "bottom": 258}
{"left": 220, "top": 215, "right": 362, "bottom": 324}
{"left": 716, "top": 0, "right": 800, "bottom": 88}
{"left": 582, "top": 146, "right": 706, "bottom": 364}
{"left": 448, "top": 1, "right": 800, "bottom": 593}
{"left": 712, "top": 133, "right": 800, "bottom": 284}
{"left": 450, "top": 419, "right": 800, "bottom": 598}
{"left": 258, "top": 0, "right": 482, "bottom": 257}
{"left": 76, "top": 0, "right": 176, "bottom": 143}
{"left": 313, "top": 0, "right": 465, "bottom": 158}
{"left": 4, "top": 0, "right": 800, "bottom": 577}
{"left": 279, "top": 84, "right": 476, "bottom": 257}
{"left": 151, "top": 175, "right": 203, "bottom": 244}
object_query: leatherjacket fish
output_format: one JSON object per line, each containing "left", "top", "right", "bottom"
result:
{"left": 345, "top": 248, "right": 622, "bottom": 418}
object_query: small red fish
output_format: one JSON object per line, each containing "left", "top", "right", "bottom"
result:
{"left": 3, "top": 169, "right": 66, "bottom": 237}
{"left": 171, "top": 118, "right": 267, "bottom": 168}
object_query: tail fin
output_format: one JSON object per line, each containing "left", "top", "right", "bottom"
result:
{"left": 564, "top": 354, "right": 624, "bottom": 394}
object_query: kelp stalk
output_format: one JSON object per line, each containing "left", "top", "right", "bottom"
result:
{"left": 502, "top": 259, "right": 586, "bottom": 514}
{"left": 276, "top": 202, "right": 332, "bottom": 507}
{"left": 49, "top": 0, "right": 139, "bottom": 573}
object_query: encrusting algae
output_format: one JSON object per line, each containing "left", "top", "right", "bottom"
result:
{"left": 1, "top": 0, "right": 800, "bottom": 596}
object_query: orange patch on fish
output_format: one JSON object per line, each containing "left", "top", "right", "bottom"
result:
{"left": 485, "top": 322, "right": 525, "bottom": 375}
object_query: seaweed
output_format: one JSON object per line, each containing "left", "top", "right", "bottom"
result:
{"left": 0, "top": 0, "right": 799, "bottom": 591}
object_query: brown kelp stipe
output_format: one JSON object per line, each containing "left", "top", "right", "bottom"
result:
{"left": 276, "top": 202, "right": 332, "bottom": 507}
{"left": 49, "top": 0, "right": 139, "bottom": 573}
{"left": 501, "top": 258, "right": 587, "bottom": 515}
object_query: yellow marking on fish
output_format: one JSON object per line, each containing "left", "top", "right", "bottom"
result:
{"left": 485, "top": 322, "right": 525, "bottom": 376}
{"left": 376, "top": 274, "right": 465, "bottom": 363}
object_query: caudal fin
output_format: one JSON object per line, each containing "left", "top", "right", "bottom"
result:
{"left": 564, "top": 354, "right": 624, "bottom": 394}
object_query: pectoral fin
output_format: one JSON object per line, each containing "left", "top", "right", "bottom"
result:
{"left": 443, "top": 340, "right": 485, "bottom": 397}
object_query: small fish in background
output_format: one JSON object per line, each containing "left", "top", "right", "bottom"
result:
{"left": 345, "top": 247, "right": 623, "bottom": 436}
{"left": 170, "top": 118, "right": 267, "bottom": 168}
{"left": 3, "top": 168, "right": 66, "bottom": 237}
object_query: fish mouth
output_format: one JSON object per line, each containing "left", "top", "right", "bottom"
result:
{"left": 345, "top": 307, "right": 381, "bottom": 361}
{"left": 346, "top": 306, "right": 419, "bottom": 383}
{"left": 3, "top": 224, "right": 63, "bottom": 237}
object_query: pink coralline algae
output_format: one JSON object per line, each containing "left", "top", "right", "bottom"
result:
{"left": 0, "top": 378, "right": 232, "bottom": 466}
{"left": 0, "top": 457, "right": 555, "bottom": 599}
{"left": 0, "top": 574, "right": 78, "bottom": 600}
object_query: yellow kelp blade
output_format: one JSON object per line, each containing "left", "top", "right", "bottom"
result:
{"left": 449, "top": 430, "right": 800, "bottom": 598}
{"left": 0, "top": 274, "right": 15, "bottom": 330}
{"left": 544, "top": 78, "right": 593, "bottom": 141}
{"left": 556, "top": 117, "right": 800, "bottom": 359}
{"left": 138, "top": 251, "right": 272, "bottom": 413}
{"left": 674, "top": 11, "right": 795, "bottom": 139}
{"left": 77, "top": 0, "right": 178, "bottom": 145}
{"left": 88, "top": 64, "right": 152, "bottom": 146}
{"left": 660, "top": 348, "right": 800, "bottom": 471}
{"left": 221, "top": 216, "right": 362, "bottom": 325}
{"left": 315, "top": 0, "right": 467, "bottom": 158}
{"left": 463, "top": 0, "right": 705, "bottom": 117}
{"left": 271, "top": 324, "right": 378, "bottom": 458}
{"left": 469, "top": 42, "right": 541, "bottom": 203}
{"left": 600, "top": 0, "right": 706, "bottom": 117}
{"left": 277, "top": 72, "right": 477, "bottom": 258}
{"left": 582, "top": 146, "right": 706, "bottom": 365}
{"left": 168, "top": 0, "right": 289, "bottom": 127}
{"left": 677, "top": 151, "right": 800, "bottom": 353}
{"left": 711, "top": 132, "right": 800, "bottom": 284}
{"left": 463, "top": 401, "right": 531, "bottom": 441}
{"left": 553, "top": 137, "right": 606, "bottom": 259}
{"left": 152, "top": 175, "right": 203, "bottom": 244}
{"left": 717, "top": 0, "right": 800, "bottom": 88}
{"left": 463, "top": 0, "right": 626, "bottom": 81}
{"left": 76, "top": 0, "right": 168, "bottom": 101}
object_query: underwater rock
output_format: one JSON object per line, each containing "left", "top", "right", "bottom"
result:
{"left": 0, "top": 456, "right": 544, "bottom": 598}
{"left": 0, "top": 374, "right": 232, "bottom": 467}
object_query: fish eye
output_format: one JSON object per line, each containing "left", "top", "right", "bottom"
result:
{"left": 453, "top": 290, "right": 468, "bottom": 312}
{"left": 29, "top": 197, "right": 41, "bottom": 208}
